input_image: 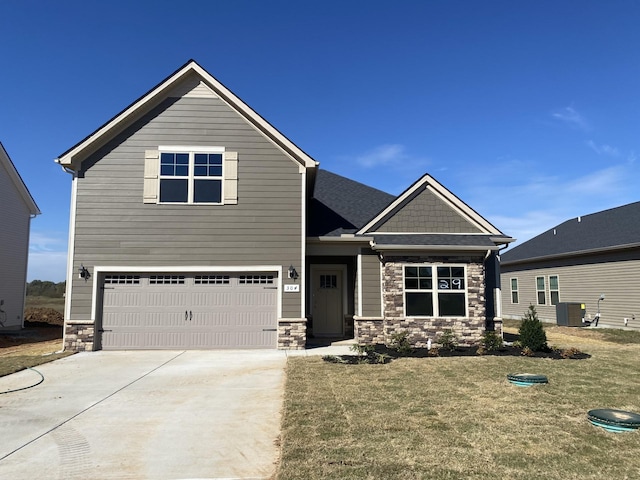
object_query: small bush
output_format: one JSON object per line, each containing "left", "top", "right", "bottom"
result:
{"left": 480, "top": 331, "right": 503, "bottom": 352}
{"left": 349, "top": 344, "right": 389, "bottom": 364}
{"left": 427, "top": 346, "right": 440, "bottom": 357}
{"left": 521, "top": 346, "right": 534, "bottom": 357}
{"left": 438, "top": 329, "right": 458, "bottom": 351}
{"left": 519, "top": 305, "right": 548, "bottom": 352}
{"left": 322, "top": 355, "right": 347, "bottom": 364}
{"left": 561, "top": 346, "right": 583, "bottom": 359}
{"left": 388, "top": 330, "right": 414, "bottom": 355}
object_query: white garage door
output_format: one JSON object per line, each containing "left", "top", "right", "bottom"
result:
{"left": 100, "top": 273, "right": 278, "bottom": 349}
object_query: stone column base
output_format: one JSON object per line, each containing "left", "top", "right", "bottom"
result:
{"left": 278, "top": 318, "right": 307, "bottom": 350}
{"left": 64, "top": 322, "right": 95, "bottom": 352}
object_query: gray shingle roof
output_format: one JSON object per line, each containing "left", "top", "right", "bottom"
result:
{"left": 501, "top": 201, "right": 640, "bottom": 264}
{"left": 308, "top": 170, "right": 395, "bottom": 236}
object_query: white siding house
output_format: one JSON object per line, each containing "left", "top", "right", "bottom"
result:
{"left": 0, "top": 142, "right": 40, "bottom": 330}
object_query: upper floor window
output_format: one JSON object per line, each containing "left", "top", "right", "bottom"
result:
{"left": 404, "top": 265, "right": 467, "bottom": 317}
{"left": 159, "top": 148, "right": 224, "bottom": 204}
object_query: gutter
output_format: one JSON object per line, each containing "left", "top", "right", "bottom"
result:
{"left": 369, "top": 241, "right": 502, "bottom": 252}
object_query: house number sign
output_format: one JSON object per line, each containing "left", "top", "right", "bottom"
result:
{"left": 284, "top": 284, "right": 300, "bottom": 292}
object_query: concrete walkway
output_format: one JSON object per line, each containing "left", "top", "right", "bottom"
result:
{"left": 0, "top": 350, "right": 290, "bottom": 480}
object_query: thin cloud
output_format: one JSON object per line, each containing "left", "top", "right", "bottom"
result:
{"left": 467, "top": 161, "right": 636, "bottom": 248}
{"left": 355, "top": 144, "right": 408, "bottom": 168}
{"left": 551, "top": 106, "right": 590, "bottom": 131}
{"left": 28, "top": 230, "right": 68, "bottom": 281}
{"left": 28, "top": 251, "right": 68, "bottom": 282}
{"left": 586, "top": 140, "right": 620, "bottom": 157}
{"left": 29, "top": 231, "right": 67, "bottom": 253}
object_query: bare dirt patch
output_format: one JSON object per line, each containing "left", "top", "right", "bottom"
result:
{"left": 1, "top": 307, "right": 64, "bottom": 354}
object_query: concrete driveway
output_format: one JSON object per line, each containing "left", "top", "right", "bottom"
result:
{"left": 0, "top": 350, "right": 287, "bottom": 479}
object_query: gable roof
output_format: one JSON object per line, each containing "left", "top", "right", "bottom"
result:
{"left": 0, "top": 142, "right": 40, "bottom": 215}
{"left": 308, "top": 169, "right": 395, "bottom": 236}
{"left": 358, "top": 173, "right": 505, "bottom": 235}
{"left": 55, "top": 60, "right": 317, "bottom": 170}
{"left": 501, "top": 201, "right": 640, "bottom": 265}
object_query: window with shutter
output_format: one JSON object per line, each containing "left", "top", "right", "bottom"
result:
{"left": 144, "top": 147, "right": 238, "bottom": 205}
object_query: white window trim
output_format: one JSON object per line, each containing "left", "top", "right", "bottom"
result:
{"left": 403, "top": 264, "right": 468, "bottom": 318}
{"left": 549, "top": 275, "right": 560, "bottom": 305}
{"left": 157, "top": 146, "right": 225, "bottom": 205}
{"left": 536, "top": 276, "right": 547, "bottom": 305}
{"left": 510, "top": 277, "right": 519, "bottom": 304}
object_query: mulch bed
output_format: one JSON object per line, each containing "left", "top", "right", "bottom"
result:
{"left": 323, "top": 344, "right": 591, "bottom": 364}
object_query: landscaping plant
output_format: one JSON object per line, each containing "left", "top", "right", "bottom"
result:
{"left": 438, "top": 329, "right": 458, "bottom": 351}
{"left": 387, "top": 330, "right": 413, "bottom": 355}
{"left": 519, "top": 304, "right": 548, "bottom": 351}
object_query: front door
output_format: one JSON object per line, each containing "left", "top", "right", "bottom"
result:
{"left": 312, "top": 268, "right": 344, "bottom": 336}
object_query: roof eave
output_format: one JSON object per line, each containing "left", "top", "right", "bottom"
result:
{"left": 307, "top": 235, "right": 375, "bottom": 243}
{"left": 357, "top": 174, "right": 505, "bottom": 236}
{"left": 501, "top": 241, "right": 640, "bottom": 266}
{"left": 370, "top": 244, "right": 501, "bottom": 252}
{"left": 55, "top": 60, "right": 317, "bottom": 170}
{"left": 0, "top": 142, "right": 41, "bottom": 215}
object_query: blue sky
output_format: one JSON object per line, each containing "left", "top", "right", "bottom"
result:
{"left": 2, "top": 1, "right": 639, "bottom": 282}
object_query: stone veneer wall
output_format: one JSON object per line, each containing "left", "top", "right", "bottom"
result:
{"left": 278, "top": 319, "right": 306, "bottom": 349}
{"left": 354, "top": 318, "right": 384, "bottom": 344}
{"left": 354, "top": 255, "right": 487, "bottom": 347}
{"left": 64, "top": 322, "right": 95, "bottom": 351}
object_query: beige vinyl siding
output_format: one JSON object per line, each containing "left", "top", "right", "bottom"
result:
{"left": 70, "top": 95, "right": 303, "bottom": 323}
{"left": 501, "top": 251, "right": 640, "bottom": 329}
{"left": 360, "top": 249, "right": 382, "bottom": 317}
{"left": 375, "top": 188, "right": 482, "bottom": 233}
{"left": 0, "top": 161, "right": 31, "bottom": 329}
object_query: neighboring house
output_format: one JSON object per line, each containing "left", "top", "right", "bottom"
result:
{"left": 0, "top": 142, "right": 40, "bottom": 330}
{"left": 501, "top": 201, "right": 640, "bottom": 329}
{"left": 56, "top": 60, "right": 513, "bottom": 351}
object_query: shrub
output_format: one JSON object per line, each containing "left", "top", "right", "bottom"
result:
{"left": 561, "top": 346, "right": 583, "bottom": 359}
{"left": 388, "top": 330, "right": 414, "bottom": 355}
{"left": 438, "top": 329, "right": 458, "bottom": 351}
{"left": 349, "top": 344, "right": 389, "bottom": 364}
{"left": 521, "top": 346, "right": 534, "bottom": 357}
{"left": 519, "top": 305, "right": 548, "bottom": 352}
{"left": 480, "top": 331, "right": 503, "bottom": 352}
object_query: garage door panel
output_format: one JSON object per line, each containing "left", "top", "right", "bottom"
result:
{"left": 100, "top": 272, "right": 278, "bottom": 349}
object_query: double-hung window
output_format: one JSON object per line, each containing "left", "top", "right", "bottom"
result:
{"left": 159, "top": 147, "right": 224, "bottom": 204}
{"left": 536, "top": 276, "right": 546, "bottom": 305}
{"left": 404, "top": 265, "right": 467, "bottom": 317}
{"left": 510, "top": 278, "right": 519, "bottom": 304}
{"left": 549, "top": 275, "right": 560, "bottom": 305}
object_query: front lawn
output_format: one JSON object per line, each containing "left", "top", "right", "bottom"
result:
{"left": 276, "top": 327, "right": 640, "bottom": 479}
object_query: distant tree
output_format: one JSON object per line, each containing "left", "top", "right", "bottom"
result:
{"left": 26, "top": 280, "right": 66, "bottom": 298}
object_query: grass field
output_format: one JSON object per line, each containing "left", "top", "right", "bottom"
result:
{"left": 276, "top": 325, "right": 640, "bottom": 479}
{"left": 24, "top": 296, "right": 65, "bottom": 314}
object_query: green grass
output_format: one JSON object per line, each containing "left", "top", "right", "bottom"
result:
{"left": 276, "top": 332, "right": 640, "bottom": 479}
{"left": 24, "top": 296, "right": 65, "bottom": 314}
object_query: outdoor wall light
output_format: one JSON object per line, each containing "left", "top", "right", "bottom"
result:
{"left": 288, "top": 265, "right": 299, "bottom": 280}
{"left": 78, "top": 264, "right": 91, "bottom": 281}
